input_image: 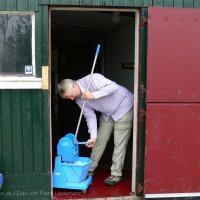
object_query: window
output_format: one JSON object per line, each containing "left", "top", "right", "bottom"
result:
{"left": 0, "top": 12, "right": 41, "bottom": 89}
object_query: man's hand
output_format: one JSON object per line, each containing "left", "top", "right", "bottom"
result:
{"left": 82, "top": 91, "right": 95, "bottom": 100}
{"left": 86, "top": 138, "right": 96, "bottom": 148}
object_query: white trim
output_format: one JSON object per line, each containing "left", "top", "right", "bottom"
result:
{"left": 0, "top": 11, "right": 35, "bottom": 15}
{"left": 132, "top": 10, "right": 140, "bottom": 194}
{"left": 0, "top": 11, "right": 36, "bottom": 86}
{"left": 145, "top": 193, "right": 200, "bottom": 198}
{"left": 0, "top": 77, "right": 42, "bottom": 89}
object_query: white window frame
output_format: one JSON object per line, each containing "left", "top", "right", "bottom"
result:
{"left": 0, "top": 11, "right": 42, "bottom": 89}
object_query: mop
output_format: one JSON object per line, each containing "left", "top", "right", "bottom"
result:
{"left": 52, "top": 44, "right": 101, "bottom": 192}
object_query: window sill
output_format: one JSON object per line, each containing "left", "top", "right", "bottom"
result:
{"left": 0, "top": 77, "right": 42, "bottom": 89}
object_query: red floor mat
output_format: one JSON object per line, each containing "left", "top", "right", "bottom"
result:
{"left": 53, "top": 168, "right": 132, "bottom": 199}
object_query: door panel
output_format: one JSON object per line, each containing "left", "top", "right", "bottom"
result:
{"left": 146, "top": 7, "right": 200, "bottom": 102}
{"left": 144, "top": 7, "right": 200, "bottom": 197}
{"left": 144, "top": 103, "right": 200, "bottom": 194}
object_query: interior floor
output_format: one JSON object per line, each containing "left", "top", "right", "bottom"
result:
{"left": 53, "top": 168, "right": 132, "bottom": 199}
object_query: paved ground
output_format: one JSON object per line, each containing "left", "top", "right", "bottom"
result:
{"left": 54, "top": 196, "right": 142, "bottom": 200}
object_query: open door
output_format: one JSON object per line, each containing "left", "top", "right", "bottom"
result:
{"left": 50, "top": 8, "right": 140, "bottom": 199}
{"left": 144, "top": 7, "right": 200, "bottom": 198}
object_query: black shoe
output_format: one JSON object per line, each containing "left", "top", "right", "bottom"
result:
{"left": 104, "top": 175, "right": 122, "bottom": 186}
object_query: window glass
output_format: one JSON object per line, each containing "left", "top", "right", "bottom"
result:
{"left": 0, "top": 13, "right": 34, "bottom": 76}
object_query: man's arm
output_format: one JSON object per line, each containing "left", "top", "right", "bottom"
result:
{"left": 76, "top": 99, "right": 97, "bottom": 139}
{"left": 84, "top": 73, "right": 119, "bottom": 99}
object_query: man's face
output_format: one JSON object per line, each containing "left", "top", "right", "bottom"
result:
{"left": 62, "top": 85, "right": 81, "bottom": 100}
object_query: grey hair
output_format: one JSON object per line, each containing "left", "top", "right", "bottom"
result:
{"left": 58, "top": 79, "right": 75, "bottom": 98}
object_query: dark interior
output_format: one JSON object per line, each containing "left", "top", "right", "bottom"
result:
{"left": 51, "top": 10, "right": 135, "bottom": 198}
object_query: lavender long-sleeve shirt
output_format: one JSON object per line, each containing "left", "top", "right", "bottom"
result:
{"left": 75, "top": 73, "right": 134, "bottom": 138}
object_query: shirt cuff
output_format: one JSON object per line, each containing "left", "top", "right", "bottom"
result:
{"left": 90, "top": 132, "right": 97, "bottom": 139}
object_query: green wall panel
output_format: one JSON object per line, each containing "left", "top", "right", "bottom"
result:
{"left": 60, "top": 0, "right": 71, "bottom": 4}
{"left": 0, "top": 0, "right": 6, "bottom": 10}
{"left": 194, "top": 0, "right": 200, "bottom": 7}
{"left": 39, "top": 0, "right": 145, "bottom": 6}
{"left": 37, "top": 0, "right": 200, "bottom": 7}
{"left": 17, "top": 0, "right": 28, "bottom": 10}
{"left": 71, "top": 0, "right": 81, "bottom": 5}
{"left": 153, "top": 0, "right": 164, "bottom": 6}
{"left": 11, "top": 91, "right": 23, "bottom": 174}
{"left": 133, "top": 0, "right": 144, "bottom": 6}
{"left": 1, "top": 91, "right": 13, "bottom": 173}
{"left": 27, "top": 0, "right": 39, "bottom": 11}
{"left": 32, "top": 91, "right": 44, "bottom": 173}
{"left": 1, "top": 174, "right": 50, "bottom": 200}
{"left": 39, "top": 0, "right": 50, "bottom": 4}
{"left": 144, "top": 0, "right": 153, "bottom": 6}
{"left": 174, "top": 0, "right": 184, "bottom": 7}
{"left": 22, "top": 90, "right": 34, "bottom": 173}
{"left": 80, "top": 0, "right": 92, "bottom": 5}
{"left": 6, "top": 0, "right": 17, "bottom": 10}
{"left": 42, "top": 91, "right": 50, "bottom": 172}
{"left": 0, "top": 90, "right": 50, "bottom": 199}
{"left": 111, "top": 0, "right": 141, "bottom": 7}
{"left": 164, "top": 0, "right": 174, "bottom": 7}
{"left": 50, "top": 0, "right": 61, "bottom": 5}
{"left": 184, "top": 0, "right": 194, "bottom": 7}
{"left": 0, "top": 0, "right": 38, "bottom": 11}
{"left": 42, "top": 5, "right": 49, "bottom": 66}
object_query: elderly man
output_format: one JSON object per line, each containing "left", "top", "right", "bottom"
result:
{"left": 58, "top": 73, "right": 134, "bottom": 185}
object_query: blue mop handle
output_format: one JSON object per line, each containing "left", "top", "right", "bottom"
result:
{"left": 75, "top": 142, "right": 94, "bottom": 145}
{"left": 76, "top": 142, "right": 87, "bottom": 145}
{"left": 74, "top": 44, "right": 101, "bottom": 144}
{"left": 85, "top": 44, "right": 101, "bottom": 91}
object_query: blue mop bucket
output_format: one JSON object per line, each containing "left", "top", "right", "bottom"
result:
{"left": 61, "top": 157, "right": 91, "bottom": 183}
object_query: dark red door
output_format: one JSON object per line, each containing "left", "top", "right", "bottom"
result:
{"left": 144, "top": 7, "right": 200, "bottom": 198}
{"left": 146, "top": 7, "right": 200, "bottom": 102}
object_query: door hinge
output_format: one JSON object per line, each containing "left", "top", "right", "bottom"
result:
{"left": 141, "top": 16, "right": 148, "bottom": 27}
{"left": 139, "top": 108, "right": 146, "bottom": 121}
{"left": 140, "top": 84, "right": 146, "bottom": 98}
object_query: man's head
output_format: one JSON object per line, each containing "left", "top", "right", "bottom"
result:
{"left": 58, "top": 79, "right": 81, "bottom": 100}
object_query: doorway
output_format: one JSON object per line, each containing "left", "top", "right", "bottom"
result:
{"left": 50, "top": 8, "right": 140, "bottom": 199}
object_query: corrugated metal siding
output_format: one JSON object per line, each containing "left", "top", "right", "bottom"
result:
{"left": 0, "top": 0, "right": 199, "bottom": 10}
{"left": 38, "top": 0, "right": 200, "bottom": 8}
{"left": 0, "top": 90, "right": 50, "bottom": 200}
{"left": 39, "top": 0, "right": 142, "bottom": 6}
{"left": 0, "top": 0, "right": 38, "bottom": 11}
{"left": 0, "top": 90, "right": 49, "bottom": 174}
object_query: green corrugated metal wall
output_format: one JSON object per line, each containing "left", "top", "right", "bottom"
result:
{"left": 0, "top": 0, "right": 200, "bottom": 199}
{"left": 37, "top": 0, "right": 200, "bottom": 8}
